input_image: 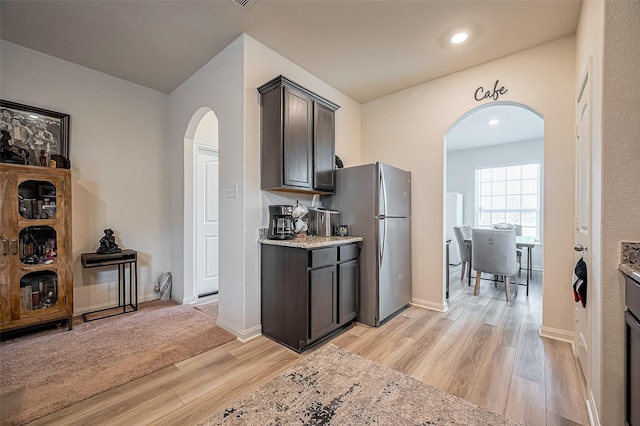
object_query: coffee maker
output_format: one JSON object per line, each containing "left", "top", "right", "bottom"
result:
{"left": 268, "top": 205, "right": 295, "bottom": 240}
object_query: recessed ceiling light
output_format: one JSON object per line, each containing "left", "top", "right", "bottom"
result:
{"left": 451, "top": 32, "right": 469, "bottom": 44}
{"left": 488, "top": 119, "right": 500, "bottom": 126}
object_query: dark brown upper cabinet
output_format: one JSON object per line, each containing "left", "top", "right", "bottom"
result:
{"left": 258, "top": 75, "right": 340, "bottom": 194}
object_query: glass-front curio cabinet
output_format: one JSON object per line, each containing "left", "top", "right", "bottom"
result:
{"left": 0, "top": 164, "right": 73, "bottom": 333}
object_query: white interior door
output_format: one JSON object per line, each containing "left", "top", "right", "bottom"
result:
{"left": 196, "top": 146, "right": 219, "bottom": 297}
{"left": 574, "top": 60, "right": 592, "bottom": 385}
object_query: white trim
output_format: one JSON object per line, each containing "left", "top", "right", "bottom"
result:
{"left": 539, "top": 325, "right": 574, "bottom": 343}
{"left": 191, "top": 144, "right": 198, "bottom": 299}
{"left": 196, "top": 293, "right": 219, "bottom": 304}
{"left": 182, "top": 295, "right": 198, "bottom": 305}
{"left": 216, "top": 317, "right": 262, "bottom": 342}
{"left": 73, "top": 300, "right": 123, "bottom": 315}
{"left": 586, "top": 391, "right": 600, "bottom": 426}
{"left": 182, "top": 107, "right": 218, "bottom": 307}
{"left": 73, "top": 293, "right": 170, "bottom": 315}
{"left": 237, "top": 332, "right": 262, "bottom": 344}
{"left": 193, "top": 144, "right": 219, "bottom": 300}
{"left": 411, "top": 298, "right": 448, "bottom": 313}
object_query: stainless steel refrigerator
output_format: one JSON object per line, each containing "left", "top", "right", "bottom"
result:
{"left": 328, "top": 162, "right": 411, "bottom": 326}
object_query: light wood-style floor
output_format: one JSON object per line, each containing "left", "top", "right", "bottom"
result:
{"left": 30, "top": 267, "right": 588, "bottom": 425}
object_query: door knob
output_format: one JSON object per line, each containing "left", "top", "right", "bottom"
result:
{"left": 573, "top": 244, "right": 588, "bottom": 252}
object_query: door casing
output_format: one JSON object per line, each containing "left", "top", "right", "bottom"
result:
{"left": 195, "top": 145, "right": 219, "bottom": 297}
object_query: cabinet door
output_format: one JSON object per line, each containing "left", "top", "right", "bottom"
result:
{"left": 313, "top": 102, "right": 335, "bottom": 191}
{"left": 309, "top": 265, "right": 338, "bottom": 341}
{"left": 0, "top": 172, "right": 16, "bottom": 325}
{"left": 283, "top": 86, "right": 313, "bottom": 189}
{"left": 338, "top": 259, "right": 358, "bottom": 324}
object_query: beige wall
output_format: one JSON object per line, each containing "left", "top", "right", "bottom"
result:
{"left": 243, "top": 35, "right": 362, "bottom": 335}
{"left": 167, "top": 37, "right": 246, "bottom": 335}
{"left": 167, "top": 34, "right": 362, "bottom": 340}
{"left": 362, "top": 37, "right": 577, "bottom": 337}
{"left": 1, "top": 32, "right": 361, "bottom": 339}
{"left": 600, "top": 1, "right": 640, "bottom": 424}
{"left": 1, "top": 41, "right": 170, "bottom": 313}
{"left": 576, "top": 2, "right": 640, "bottom": 424}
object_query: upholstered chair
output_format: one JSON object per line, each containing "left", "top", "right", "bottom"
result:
{"left": 471, "top": 228, "right": 518, "bottom": 301}
{"left": 493, "top": 223, "right": 523, "bottom": 275}
{"left": 453, "top": 225, "right": 472, "bottom": 283}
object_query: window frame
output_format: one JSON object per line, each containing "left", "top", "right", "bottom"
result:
{"left": 474, "top": 161, "right": 541, "bottom": 241}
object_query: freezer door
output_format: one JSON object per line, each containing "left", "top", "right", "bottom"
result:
{"left": 378, "top": 217, "right": 412, "bottom": 323}
{"left": 378, "top": 163, "right": 411, "bottom": 218}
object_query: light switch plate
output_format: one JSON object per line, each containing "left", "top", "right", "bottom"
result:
{"left": 226, "top": 184, "right": 238, "bottom": 198}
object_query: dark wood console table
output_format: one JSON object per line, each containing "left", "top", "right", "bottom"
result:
{"left": 80, "top": 249, "right": 138, "bottom": 321}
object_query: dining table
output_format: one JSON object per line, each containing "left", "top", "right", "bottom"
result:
{"left": 463, "top": 235, "right": 536, "bottom": 295}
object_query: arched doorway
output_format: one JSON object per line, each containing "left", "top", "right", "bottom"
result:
{"left": 443, "top": 102, "right": 544, "bottom": 305}
{"left": 183, "top": 108, "right": 220, "bottom": 304}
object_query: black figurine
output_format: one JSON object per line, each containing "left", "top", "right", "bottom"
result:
{"left": 97, "top": 228, "right": 121, "bottom": 254}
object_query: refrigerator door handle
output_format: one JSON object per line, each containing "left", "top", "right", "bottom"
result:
{"left": 379, "top": 166, "right": 388, "bottom": 218}
{"left": 379, "top": 218, "right": 387, "bottom": 266}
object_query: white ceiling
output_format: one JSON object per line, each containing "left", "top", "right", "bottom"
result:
{"left": 446, "top": 104, "right": 544, "bottom": 151}
{"left": 0, "top": 0, "right": 582, "bottom": 104}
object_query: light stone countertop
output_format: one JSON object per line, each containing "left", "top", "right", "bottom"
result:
{"left": 619, "top": 241, "right": 640, "bottom": 282}
{"left": 258, "top": 234, "right": 363, "bottom": 249}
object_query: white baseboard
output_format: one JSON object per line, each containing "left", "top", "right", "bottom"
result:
{"left": 216, "top": 317, "right": 262, "bottom": 342}
{"left": 236, "top": 330, "right": 262, "bottom": 343}
{"left": 73, "top": 293, "right": 161, "bottom": 315}
{"left": 542, "top": 326, "right": 599, "bottom": 425}
{"left": 181, "top": 295, "right": 198, "bottom": 305}
{"left": 73, "top": 301, "right": 117, "bottom": 315}
{"left": 539, "top": 325, "right": 574, "bottom": 344}
{"left": 411, "top": 298, "right": 448, "bottom": 313}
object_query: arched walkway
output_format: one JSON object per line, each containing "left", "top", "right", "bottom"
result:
{"left": 443, "top": 102, "right": 544, "bottom": 307}
{"left": 183, "top": 108, "right": 219, "bottom": 304}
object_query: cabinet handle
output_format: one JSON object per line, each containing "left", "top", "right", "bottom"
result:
{"left": 2, "top": 239, "right": 8, "bottom": 255}
{"left": 10, "top": 239, "right": 18, "bottom": 255}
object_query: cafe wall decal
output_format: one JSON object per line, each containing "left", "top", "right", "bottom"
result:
{"left": 474, "top": 80, "right": 508, "bottom": 101}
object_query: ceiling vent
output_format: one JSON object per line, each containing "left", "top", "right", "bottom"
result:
{"left": 228, "top": 0, "right": 256, "bottom": 11}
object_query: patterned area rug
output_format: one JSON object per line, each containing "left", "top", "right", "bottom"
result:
{"left": 198, "top": 343, "right": 519, "bottom": 425}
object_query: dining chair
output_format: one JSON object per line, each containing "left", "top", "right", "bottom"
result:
{"left": 453, "top": 225, "right": 472, "bottom": 282}
{"left": 471, "top": 228, "right": 519, "bottom": 301}
{"left": 493, "top": 223, "right": 523, "bottom": 276}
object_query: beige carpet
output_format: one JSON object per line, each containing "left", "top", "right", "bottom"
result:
{"left": 198, "top": 343, "right": 519, "bottom": 426}
{"left": 0, "top": 301, "right": 235, "bottom": 426}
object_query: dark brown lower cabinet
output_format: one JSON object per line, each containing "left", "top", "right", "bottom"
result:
{"left": 261, "top": 242, "right": 359, "bottom": 353}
